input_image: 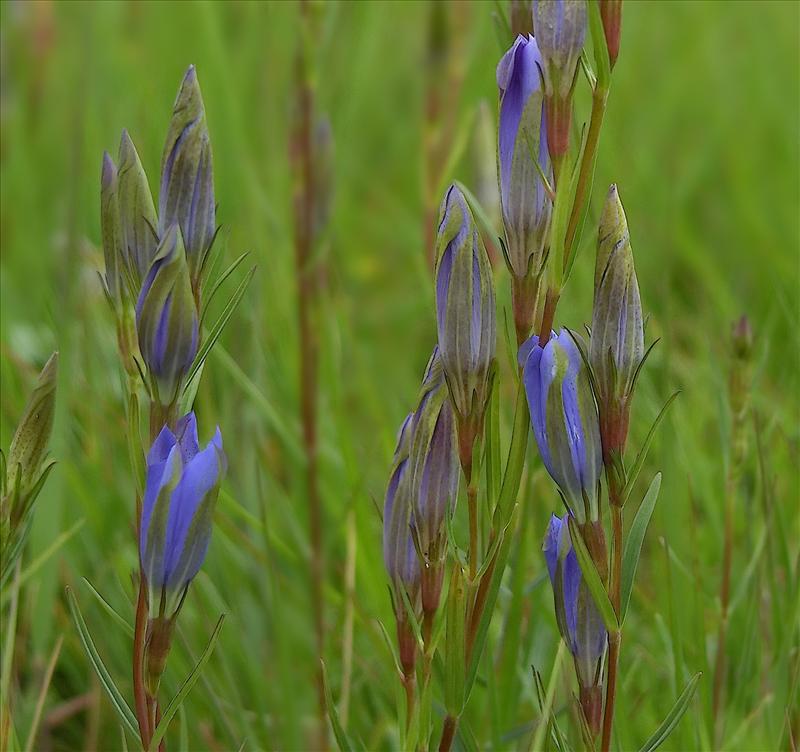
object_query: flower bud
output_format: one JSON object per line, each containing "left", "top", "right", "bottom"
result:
{"left": 139, "top": 412, "right": 225, "bottom": 617}
{"left": 532, "top": 0, "right": 587, "bottom": 159}
{"left": 434, "top": 185, "right": 496, "bottom": 421}
{"left": 543, "top": 513, "right": 606, "bottom": 734}
{"left": 100, "top": 152, "right": 122, "bottom": 302}
{"left": 520, "top": 329, "right": 602, "bottom": 523}
{"left": 599, "top": 0, "right": 622, "bottom": 69}
{"left": 136, "top": 225, "right": 199, "bottom": 404}
{"left": 497, "top": 35, "right": 552, "bottom": 280}
{"left": 118, "top": 130, "right": 158, "bottom": 285}
{"left": 382, "top": 412, "right": 419, "bottom": 595}
{"left": 408, "top": 349, "right": 459, "bottom": 614}
{"left": 590, "top": 185, "right": 643, "bottom": 466}
{"left": 532, "top": 0, "right": 587, "bottom": 99}
{"left": 5, "top": 352, "right": 58, "bottom": 501}
{"left": 159, "top": 65, "right": 215, "bottom": 284}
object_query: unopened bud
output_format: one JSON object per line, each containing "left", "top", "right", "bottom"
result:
{"left": 599, "top": 0, "right": 622, "bottom": 69}
{"left": 100, "top": 153, "right": 122, "bottom": 302}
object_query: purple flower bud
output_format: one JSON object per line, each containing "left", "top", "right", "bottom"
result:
{"left": 520, "top": 329, "right": 602, "bottom": 523}
{"left": 532, "top": 0, "right": 588, "bottom": 99}
{"left": 159, "top": 65, "right": 215, "bottom": 285}
{"left": 136, "top": 225, "right": 199, "bottom": 404}
{"left": 408, "top": 348, "right": 460, "bottom": 569}
{"left": 383, "top": 412, "right": 420, "bottom": 594}
{"left": 435, "top": 185, "right": 496, "bottom": 419}
{"left": 497, "top": 35, "right": 552, "bottom": 279}
{"left": 543, "top": 513, "right": 607, "bottom": 688}
{"left": 118, "top": 130, "right": 158, "bottom": 285}
{"left": 140, "top": 412, "right": 226, "bottom": 615}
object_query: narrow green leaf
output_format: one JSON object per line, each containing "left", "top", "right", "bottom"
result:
{"left": 621, "top": 391, "right": 680, "bottom": 507}
{"left": 444, "top": 566, "right": 467, "bottom": 716}
{"left": 201, "top": 251, "right": 250, "bottom": 327}
{"left": 588, "top": 0, "right": 611, "bottom": 89}
{"left": 185, "top": 265, "right": 255, "bottom": 387}
{"left": 148, "top": 614, "right": 226, "bottom": 751}
{"left": 65, "top": 587, "right": 140, "bottom": 740}
{"left": 321, "top": 659, "right": 354, "bottom": 752}
{"left": 621, "top": 473, "right": 662, "bottom": 621}
{"left": 567, "top": 516, "right": 619, "bottom": 632}
{"left": 637, "top": 672, "right": 702, "bottom": 752}
{"left": 81, "top": 578, "right": 134, "bottom": 638}
{"left": 454, "top": 180, "right": 500, "bottom": 249}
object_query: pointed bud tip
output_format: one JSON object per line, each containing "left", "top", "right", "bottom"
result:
{"left": 101, "top": 152, "right": 116, "bottom": 187}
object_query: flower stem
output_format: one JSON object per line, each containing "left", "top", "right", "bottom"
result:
{"left": 538, "top": 287, "right": 560, "bottom": 346}
{"left": 467, "top": 482, "right": 479, "bottom": 581}
{"left": 563, "top": 86, "right": 608, "bottom": 266}
{"left": 601, "top": 504, "right": 623, "bottom": 752}
{"left": 133, "top": 580, "right": 151, "bottom": 751}
{"left": 438, "top": 715, "right": 458, "bottom": 752}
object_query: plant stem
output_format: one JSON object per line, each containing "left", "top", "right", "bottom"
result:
{"left": 133, "top": 580, "right": 151, "bottom": 750}
{"left": 438, "top": 715, "right": 458, "bottom": 752}
{"left": 601, "top": 504, "right": 623, "bottom": 752}
{"left": 467, "top": 482, "right": 479, "bottom": 581}
{"left": 538, "top": 287, "right": 560, "bottom": 346}
{"left": 563, "top": 86, "right": 608, "bottom": 265}
{"left": 292, "top": 3, "right": 327, "bottom": 745}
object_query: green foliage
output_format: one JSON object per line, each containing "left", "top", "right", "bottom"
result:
{"left": 0, "top": 1, "right": 797, "bottom": 750}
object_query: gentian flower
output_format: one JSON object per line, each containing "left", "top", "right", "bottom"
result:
{"left": 117, "top": 129, "right": 158, "bottom": 285}
{"left": 434, "top": 185, "right": 496, "bottom": 421}
{"left": 407, "top": 348, "right": 459, "bottom": 613}
{"left": 590, "top": 185, "right": 643, "bottom": 467}
{"left": 136, "top": 224, "right": 199, "bottom": 404}
{"left": 543, "top": 513, "right": 607, "bottom": 732}
{"left": 520, "top": 328, "right": 602, "bottom": 523}
{"left": 497, "top": 34, "right": 552, "bottom": 280}
{"left": 382, "top": 412, "right": 419, "bottom": 595}
{"left": 159, "top": 65, "right": 215, "bottom": 286}
{"left": 140, "top": 412, "right": 225, "bottom": 616}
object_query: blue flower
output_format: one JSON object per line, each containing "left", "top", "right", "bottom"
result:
{"left": 136, "top": 224, "right": 199, "bottom": 404}
{"left": 520, "top": 328, "right": 602, "bottom": 523}
{"left": 532, "top": 0, "right": 588, "bottom": 99}
{"left": 435, "top": 185, "right": 496, "bottom": 418}
{"left": 543, "top": 513, "right": 606, "bottom": 688}
{"left": 140, "top": 412, "right": 226, "bottom": 615}
{"left": 497, "top": 35, "right": 552, "bottom": 279}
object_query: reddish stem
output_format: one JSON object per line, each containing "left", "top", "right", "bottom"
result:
{"left": 133, "top": 580, "right": 151, "bottom": 750}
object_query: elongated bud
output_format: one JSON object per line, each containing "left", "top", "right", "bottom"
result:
{"left": 590, "top": 185, "right": 643, "bottom": 469}
{"left": 434, "top": 185, "right": 496, "bottom": 424}
{"left": 497, "top": 34, "right": 552, "bottom": 280}
{"left": 159, "top": 65, "right": 215, "bottom": 286}
{"left": 6, "top": 352, "right": 59, "bottom": 499}
{"left": 532, "top": 0, "right": 587, "bottom": 159}
{"left": 100, "top": 153, "right": 122, "bottom": 302}
{"left": 136, "top": 225, "right": 199, "bottom": 404}
{"left": 382, "top": 413, "right": 419, "bottom": 595}
{"left": 408, "top": 349, "right": 459, "bottom": 614}
{"left": 520, "top": 329, "right": 602, "bottom": 523}
{"left": 543, "top": 513, "right": 606, "bottom": 734}
{"left": 118, "top": 130, "right": 158, "bottom": 286}
{"left": 139, "top": 412, "right": 226, "bottom": 617}
{"left": 599, "top": 0, "right": 622, "bottom": 69}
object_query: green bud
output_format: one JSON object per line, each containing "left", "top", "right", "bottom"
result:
{"left": 100, "top": 152, "right": 122, "bottom": 302}
{"left": 6, "top": 352, "right": 59, "bottom": 499}
{"left": 118, "top": 130, "right": 158, "bottom": 286}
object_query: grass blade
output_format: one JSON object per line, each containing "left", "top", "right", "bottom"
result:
{"left": 321, "top": 659, "right": 354, "bottom": 752}
{"left": 148, "top": 614, "right": 226, "bottom": 751}
{"left": 621, "top": 473, "right": 662, "bottom": 621}
{"left": 637, "top": 672, "right": 702, "bottom": 752}
{"left": 65, "top": 587, "right": 140, "bottom": 740}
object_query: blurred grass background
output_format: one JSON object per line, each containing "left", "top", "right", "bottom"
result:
{"left": 1, "top": 1, "right": 798, "bottom": 750}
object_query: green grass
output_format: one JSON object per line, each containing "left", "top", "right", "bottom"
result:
{"left": 1, "top": 1, "right": 798, "bottom": 750}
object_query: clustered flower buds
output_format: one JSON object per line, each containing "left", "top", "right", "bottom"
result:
{"left": 434, "top": 185, "right": 496, "bottom": 471}
{"left": 1, "top": 353, "right": 59, "bottom": 584}
{"left": 590, "top": 185, "right": 644, "bottom": 490}
{"left": 532, "top": 0, "right": 587, "bottom": 160}
{"left": 543, "top": 513, "right": 607, "bottom": 734}
{"left": 520, "top": 329, "right": 602, "bottom": 524}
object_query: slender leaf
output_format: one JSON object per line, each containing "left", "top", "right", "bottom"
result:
{"left": 65, "top": 587, "right": 140, "bottom": 740}
{"left": 148, "top": 614, "right": 226, "bottom": 751}
{"left": 638, "top": 672, "right": 702, "bottom": 752}
{"left": 567, "top": 516, "right": 619, "bottom": 632}
{"left": 321, "top": 660, "right": 354, "bottom": 752}
{"left": 621, "top": 473, "right": 662, "bottom": 621}
{"left": 81, "top": 578, "right": 134, "bottom": 638}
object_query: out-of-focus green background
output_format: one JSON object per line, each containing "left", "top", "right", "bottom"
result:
{"left": 1, "top": 1, "right": 797, "bottom": 750}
